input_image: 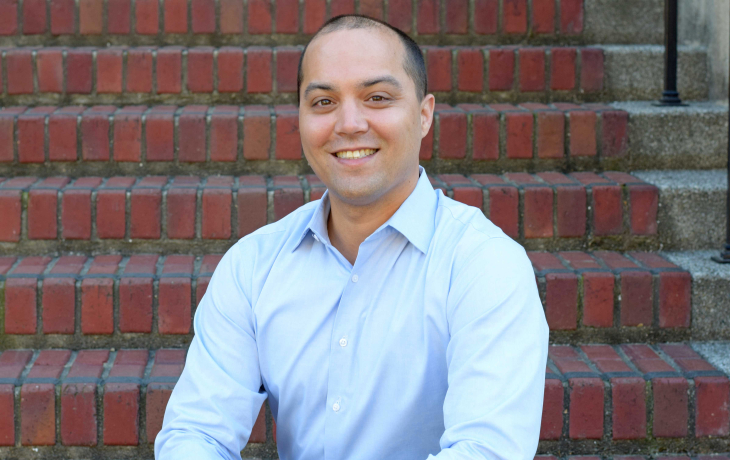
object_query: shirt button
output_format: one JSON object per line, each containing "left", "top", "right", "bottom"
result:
{"left": 339, "top": 338, "right": 348, "bottom": 347}
{"left": 332, "top": 402, "right": 340, "bottom": 412}
{"left": 313, "top": 234, "right": 320, "bottom": 242}
{"left": 351, "top": 274, "right": 358, "bottom": 283}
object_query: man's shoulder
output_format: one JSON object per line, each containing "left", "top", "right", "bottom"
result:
{"left": 434, "top": 193, "right": 517, "bottom": 250}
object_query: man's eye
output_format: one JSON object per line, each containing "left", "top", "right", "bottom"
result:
{"left": 314, "top": 99, "right": 332, "bottom": 107}
{"left": 370, "top": 95, "right": 387, "bottom": 102}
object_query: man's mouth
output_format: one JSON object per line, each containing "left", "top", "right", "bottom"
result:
{"left": 334, "top": 148, "right": 378, "bottom": 159}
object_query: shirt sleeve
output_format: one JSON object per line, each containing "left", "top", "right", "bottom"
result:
{"left": 428, "top": 237, "right": 549, "bottom": 460}
{"left": 155, "top": 242, "right": 268, "bottom": 460}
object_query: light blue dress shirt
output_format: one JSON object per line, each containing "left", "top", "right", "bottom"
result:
{"left": 155, "top": 167, "right": 549, "bottom": 460}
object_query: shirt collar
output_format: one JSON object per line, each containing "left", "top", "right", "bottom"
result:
{"left": 293, "top": 166, "right": 437, "bottom": 254}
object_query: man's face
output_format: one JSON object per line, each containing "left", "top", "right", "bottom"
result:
{"left": 298, "top": 27, "right": 434, "bottom": 207}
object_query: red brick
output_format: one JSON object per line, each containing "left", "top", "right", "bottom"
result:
{"left": 457, "top": 49, "right": 483, "bottom": 92}
{"left": 166, "top": 183, "right": 197, "bottom": 239}
{"left": 191, "top": 0, "right": 215, "bottom": 32}
{"left": 560, "top": 0, "right": 584, "bottom": 34}
{"left": 118, "top": 277, "right": 153, "bottom": 333}
{"left": 550, "top": 48, "right": 576, "bottom": 90}
{"left": 146, "top": 383, "right": 174, "bottom": 443}
{"left": 652, "top": 377, "right": 688, "bottom": 438}
{"left": 519, "top": 48, "right": 545, "bottom": 92}
{"left": 5, "top": 277, "right": 39, "bottom": 334}
{"left": 157, "top": 47, "right": 183, "bottom": 94}
{"left": 49, "top": 108, "right": 81, "bottom": 161}
{"left": 488, "top": 48, "right": 514, "bottom": 91}
{"left": 505, "top": 111, "right": 533, "bottom": 159}
{"left": 247, "top": 47, "right": 273, "bottom": 93}
{"left": 470, "top": 110, "right": 498, "bottom": 160}
{"left": 28, "top": 186, "right": 63, "bottom": 239}
{"left": 531, "top": 0, "right": 555, "bottom": 33}
{"left": 107, "top": 0, "right": 131, "bottom": 33}
{"left": 96, "top": 178, "right": 132, "bottom": 238}
{"left": 61, "top": 382, "right": 98, "bottom": 445}
{"left": 7, "top": 50, "right": 34, "bottom": 94}
{"left": 580, "top": 48, "right": 604, "bottom": 92}
{"left": 545, "top": 272, "right": 577, "bottom": 329}
{"left": 426, "top": 47, "right": 451, "bottom": 92}
{"left": 62, "top": 181, "right": 98, "bottom": 238}
{"left": 217, "top": 47, "right": 244, "bottom": 93}
{"left": 159, "top": 255, "right": 194, "bottom": 334}
{"left": 695, "top": 376, "right": 730, "bottom": 437}
{"left": 358, "top": 0, "right": 382, "bottom": 18}
{"left": 244, "top": 107, "right": 271, "bottom": 160}
{"left": 611, "top": 377, "right": 646, "bottom": 439}
{"left": 37, "top": 48, "right": 64, "bottom": 93}
{"left": 248, "top": 0, "right": 272, "bottom": 34}
{"left": 591, "top": 185, "right": 622, "bottom": 235}
{"left": 164, "top": 0, "right": 187, "bottom": 33}
{"left": 0, "top": 0, "right": 19, "bottom": 35}
{"left": 131, "top": 178, "right": 164, "bottom": 238}
{"left": 67, "top": 48, "right": 93, "bottom": 94}
{"left": 535, "top": 110, "right": 564, "bottom": 158}
{"left": 330, "top": 0, "right": 354, "bottom": 16}
{"left": 420, "top": 120, "right": 434, "bottom": 160}
{"left": 416, "top": 0, "right": 438, "bottom": 34}
{"left": 202, "top": 178, "right": 233, "bottom": 238}
{"left": 656, "top": 271, "right": 690, "bottom": 328}
{"left": 276, "top": 47, "right": 300, "bottom": 93}
{"left": 96, "top": 48, "right": 123, "bottom": 93}
{"left": 135, "top": 0, "right": 159, "bottom": 34}
{"left": 79, "top": 0, "right": 102, "bottom": 33}
{"left": 568, "top": 110, "right": 596, "bottom": 157}
{"left": 387, "top": 0, "right": 411, "bottom": 33}
{"left": 42, "top": 275, "right": 77, "bottom": 334}
{"left": 187, "top": 47, "right": 214, "bottom": 93}
{"left": 553, "top": 185, "right": 585, "bottom": 237}
{"left": 473, "top": 0, "right": 497, "bottom": 34}
{"left": 569, "top": 377, "right": 604, "bottom": 439}
{"left": 600, "top": 110, "right": 628, "bottom": 158}
{"left": 0, "top": 384, "right": 15, "bottom": 445}
{"left": 104, "top": 383, "right": 140, "bottom": 445}
{"left": 179, "top": 107, "right": 207, "bottom": 162}
{"left": 145, "top": 107, "right": 175, "bottom": 161}
{"left": 503, "top": 0, "right": 527, "bottom": 34}
{"left": 438, "top": 110, "right": 467, "bottom": 159}
{"left": 523, "top": 186, "right": 553, "bottom": 238}
{"left": 113, "top": 110, "right": 143, "bottom": 162}
{"left": 220, "top": 0, "right": 243, "bottom": 33}
{"left": 488, "top": 186, "right": 518, "bottom": 238}
{"left": 275, "top": 106, "right": 301, "bottom": 160}
{"left": 50, "top": 0, "right": 74, "bottom": 34}
{"left": 238, "top": 178, "right": 268, "bottom": 236}
{"left": 0, "top": 190, "right": 22, "bottom": 241}
{"left": 451, "top": 187, "right": 482, "bottom": 208}
{"left": 628, "top": 184, "right": 658, "bottom": 235}
{"left": 273, "top": 176, "right": 303, "bottom": 220}
{"left": 81, "top": 277, "right": 113, "bottom": 334}
{"left": 619, "top": 270, "right": 653, "bottom": 327}
{"left": 17, "top": 111, "right": 47, "bottom": 163}
{"left": 126, "top": 48, "right": 153, "bottom": 93}
{"left": 210, "top": 107, "right": 238, "bottom": 162}
{"left": 541, "top": 379, "right": 563, "bottom": 440}
{"left": 0, "top": 113, "right": 16, "bottom": 162}
{"left": 581, "top": 271, "right": 614, "bottom": 327}
{"left": 275, "top": 0, "right": 298, "bottom": 33}
{"left": 23, "top": 0, "right": 47, "bottom": 34}
{"left": 445, "top": 0, "right": 467, "bottom": 34}
{"left": 20, "top": 383, "right": 56, "bottom": 445}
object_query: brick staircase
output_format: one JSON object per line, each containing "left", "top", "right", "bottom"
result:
{"left": 0, "top": 0, "right": 728, "bottom": 458}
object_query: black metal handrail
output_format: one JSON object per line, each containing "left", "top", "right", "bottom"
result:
{"left": 657, "top": 0, "right": 685, "bottom": 106}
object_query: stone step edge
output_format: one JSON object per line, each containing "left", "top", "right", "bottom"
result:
{"left": 0, "top": 343, "right": 728, "bottom": 448}
{"left": 0, "top": 170, "right": 658, "bottom": 246}
{"left": 0, "top": 250, "right": 691, "bottom": 338}
{"left": 0, "top": 0, "right": 587, "bottom": 41}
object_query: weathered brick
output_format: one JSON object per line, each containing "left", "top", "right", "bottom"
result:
{"left": 178, "top": 107, "right": 207, "bottom": 162}
{"left": 580, "top": 48, "right": 604, "bottom": 92}
{"left": 438, "top": 109, "right": 467, "bottom": 159}
{"left": 244, "top": 106, "right": 271, "bottom": 160}
{"left": 619, "top": 270, "right": 653, "bottom": 327}
{"left": 164, "top": 0, "right": 187, "bottom": 33}
{"left": 145, "top": 107, "right": 175, "bottom": 161}
{"left": 220, "top": 0, "right": 244, "bottom": 33}
{"left": 387, "top": 0, "right": 411, "bottom": 33}
{"left": 273, "top": 176, "right": 303, "bottom": 220}
{"left": 536, "top": 110, "right": 564, "bottom": 159}
{"left": 474, "top": 0, "right": 497, "bottom": 34}
{"left": 581, "top": 271, "right": 614, "bottom": 327}
{"left": 17, "top": 110, "right": 47, "bottom": 163}
{"left": 135, "top": 0, "right": 159, "bottom": 34}
{"left": 5, "top": 277, "right": 39, "bottom": 334}
{"left": 531, "top": 0, "right": 555, "bottom": 33}
{"left": 541, "top": 378, "right": 563, "bottom": 440}
{"left": 166, "top": 178, "right": 198, "bottom": 239}
{"left": 79, "top": 0, "right": 102, "bottom": 33}
{"left": 591, "top": 185, "right": 622, "bottom": 236}
{"left": 50, "top": 0, "right": 74, "bottom": 34}
{"left": 131, "top": 177, "right": 165, "bottom": 238}
{"left": 504, "top": 111, "right": 533, "bottom": 159}
{"left": 217, "top": 47, "right": 244, "bottom": 93}
{"left": 202, "top": 178, "right": 233, "bottom": 239}
{"left": 358, "top": 0, "right": 383, "bottom": 19}
{"left": 96, "top": 177, "right": 133, "bottom": 238}
{"left": 330, "top": 0, "right": 354, "bottom": 16}
{"left": 445, "top": 0, "right": 468, "bottom": 34}
{"left": 652, "top": 377, "right": 688, "bottom": 438}
{"left": 107, "top": 0, "right": 131, "bottom": 33}
{"left": 275, "top": 0, "right": 298, "bottom": 33}
{"left": 146, "top": 383, "right": 174, "bottom": 443}
{"left": 568, "top": 110, "right": 597, "bottom": 157}
{"left": 276, "top": 47, "right": 300, "bottom": 93}
{"left": 247, "top": 47, "right": 273, "bottom": 93}
{"left": 238, "top": 177, "right": 268, "bottom": 237}
{"left": 503, "top": 0, "right": 527, "bottom": 34}
{"left": 104, "top": 383, "right": 140, "bottom": 445}
{"left": 695, "top": 376, "right": 730, "bottom": 437}
{"left": 158, "top": 255, "right": 194, "bottom": 334}
{"left": 119, "top": 255, "right": 156, "bottom": 333}
{"left": 0, "top": 190, "right": 22, "bottom": 241}
{"left": 22, "top": 0, "right": 47, "bottom": 34}
{"left": 37, "top": 48, "right": 64, "bottom": 93}
{"left": 0, "top": 384, "right": 15, "bottom": 445}
{"left": 21, "top": 383, "right": 56, "bottom": 445}
{"left": 470, "top": 110, "right": 499, "bottom": 160}
{"left": 560, "top": 0, "right": 584, "bottom": 34}
{"left": 569, "top": 378, "right": 604, "bottom": 439}
{"left": 61, "top": 350, "right": 109, "bottom": 446}
{"left": 416, "top": 0, "right": 439, "bottom": 34}
{"left": 550, "top": 48, "right": 576, "bottom": 90}
{"left": 49, "top": 108, "right": 82, "bottom": 161}
{"left": 126, "top": 48, "right": 154, "bottom": 93}
{"left": 157, "top": 47, "right": 183, "bottom": 94}
{"left": 275, "top": 106, "right": 301, "bottom": 160}
{"left": 66, "top": 48, "right": 93, "bottom": 94}
{"left": 210, "top": 107, "right": 238, "bottom": 162}
{"left": 519, "top": 48, "right": 545, "bottom": 91}
{"left": 187, "top": 47, "right": 215, "bottom": 93}
{"left": 191, "top": 0, "right": 215, "bottom": 33}
{"left": 113, "top": 109, "right": 143, "bottom": 162}
{"left": 42, "top": 257, "right": 85, "bottom": 333}
{"left": 601, "top": 110, "right": 629, "bottom": 158}
{"left": 611, "top": 377, "right": 646, "bottom": 439}
{"left": 81, "top": 277, "right": 114, "bottom": 334}
{"left": 628, "top": 184, "right": 658, "bottom": 235}
{"left": 488, "top": 48, "right": 514, "bottom": 91}
{"left": 545, "top": 272, "right": 577, "bottom": 329}
{"left": 426, "top": 47, "right": 452, "bottom": 92}
{"left": 0, "top": 0, "right": 19, "bottom": 35}
{"left": 657, "top": 271, "right": 691, "bottom": 328}
{"left": 457, "top": 49, "right": 483, "bottom": 92}
{"left": 28, "top": 183, "right": 64, "bottom": 239}
{"left": 96, "top": 48, "right": 123, "bottom": 93}
{"left": 248, "top": 0, "right": 272, "bottom": 34}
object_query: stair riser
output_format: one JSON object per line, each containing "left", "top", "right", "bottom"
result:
{"left": 0, "top": 45, "right": 708, "bottom": 104}
{"left": 0, "top": 0, "right": 664, "bottom": 47}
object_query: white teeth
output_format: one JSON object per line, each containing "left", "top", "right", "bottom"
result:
{"left": 335, "top": 149, "right": 377, "bottom": 159}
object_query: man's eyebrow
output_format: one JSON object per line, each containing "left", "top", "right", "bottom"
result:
{"left": 359, "top": 76, "right": 403, "bottom": 91}
{"left": 303, "top": 82, "right": 336, "bottom": 99}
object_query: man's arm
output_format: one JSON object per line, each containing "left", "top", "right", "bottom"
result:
{"left": 429, "top": 237, "right": 549, "bottom": 460}
{"left": 155, "top": 243, "right": 267, "bottom": 459}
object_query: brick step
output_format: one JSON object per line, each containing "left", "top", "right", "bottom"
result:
{"left": 0, "top": 0, "right": 665, "bottom": 47}
{"left": 0, "top": 171, "right": 661, "bottom": 254}
{"left": 0, "top": 251, "right": 696, "bottom": 348}
{"left": 1, "top": 102, "right": 725, "bottom": 176}
{"left": 0, "top": 44, "right": 707, "bottom": 105}
{"left": 0, "top": 343, "right": 727, "bottom": 458}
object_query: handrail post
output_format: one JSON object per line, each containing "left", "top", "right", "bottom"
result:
{"left": 656, "top": 0, "right": 685, "bottom": 106}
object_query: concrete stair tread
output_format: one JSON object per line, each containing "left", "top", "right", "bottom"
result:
{"left": 0, "top": 250, "right": 699, "bottom": 348}
{"left": 0, "top": 44, "right": 708, "bottom": 104}
{"left": 0, "top": 342, "right": 728, "bottom": 455}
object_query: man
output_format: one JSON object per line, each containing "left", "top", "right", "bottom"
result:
{"left": 156, "top": 14, "right": 549, "bottom": 460}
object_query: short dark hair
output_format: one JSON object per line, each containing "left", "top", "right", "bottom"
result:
{"left": 296, "top": 14, "right": 427, "bottom": 106}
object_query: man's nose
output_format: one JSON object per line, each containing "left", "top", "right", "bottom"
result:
{"left": 334, "top": 99, "right": 368, "bottom": 136}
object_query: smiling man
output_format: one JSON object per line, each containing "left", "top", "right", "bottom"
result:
{"left": 156, "top": 15, "right": 549, "bottom": 460}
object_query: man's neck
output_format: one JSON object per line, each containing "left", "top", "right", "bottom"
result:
{"left": 327, "top": 170, "right": 419, "bottom": 265}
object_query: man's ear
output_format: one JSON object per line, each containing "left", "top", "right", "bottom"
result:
{"left": 420, "top": 94, "right": 436, "bottom": 139}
